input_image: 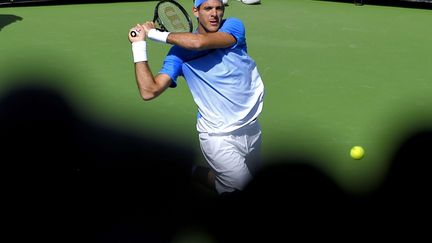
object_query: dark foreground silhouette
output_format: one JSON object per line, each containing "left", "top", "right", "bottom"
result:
{"left": 0, "top": 80, "right": 202, "bottom": 242}
{"left": 1, "top": 78, "right": 430, "bottom": 242}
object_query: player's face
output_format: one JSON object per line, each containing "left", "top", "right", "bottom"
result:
{"left": 193, "top": 0, "right": 225, "bottom": 33}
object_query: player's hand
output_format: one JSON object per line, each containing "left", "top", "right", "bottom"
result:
{"left": 128, "top": 24, "right": 145, "bottom": 43}
{"left": 141, "top": 21, "right": 156, "bottom": 38}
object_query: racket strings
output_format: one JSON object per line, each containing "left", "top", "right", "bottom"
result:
{"left": 157, "top": 2, "right": 191, "bottom": 32}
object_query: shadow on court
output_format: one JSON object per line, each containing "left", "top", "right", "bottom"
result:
{"left": 208, "top": 125, "right": 432, "bottom": 241}
{"left": 365, "top": 128, "right": 432, "bottom": 231}
{"left": 0, "top": 77, "right": 210, "bottom": 242}
{"left": 1, "top": 75, "right": 430, "bottom": 242}
{"left": 210, "top": 134, "right": 431, "bottom": 241}
{"left": 0, "top": 14, "right": 22, "bottom": 31}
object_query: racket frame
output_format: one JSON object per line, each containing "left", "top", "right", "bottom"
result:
{"left": 152, "top": 0, "right": 193, "bottom": 33}
{"left": 130, "top": 0, "right": 193, "bottom": 38}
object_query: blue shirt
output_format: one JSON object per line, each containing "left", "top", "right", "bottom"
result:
{"left": 159, "top": 18, "right": 264, "bottom": 133}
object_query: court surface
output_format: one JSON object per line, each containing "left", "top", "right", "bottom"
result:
{"left": 1, "top": 0, "right": 432, "bottom": 196}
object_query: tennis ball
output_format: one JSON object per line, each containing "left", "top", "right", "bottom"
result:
{"left": 350, "top": 146, "right": 365, "bottom": 160}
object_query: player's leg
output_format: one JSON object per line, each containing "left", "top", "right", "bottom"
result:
{"left": 243, "top": 120, "right": 262, "bottom": 176}
{"left": 198, "top": 121, "right": 261, "bottom": 194}
{"left": 199, "top": 132, "right": 251, "bottom": 194}
{"left": 191, "top": 164, "right": 216, "bottom": 192}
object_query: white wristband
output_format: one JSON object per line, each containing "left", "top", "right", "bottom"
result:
{"left": 148, "top": 29, "right": 170, "bottom": 43}
{"left": 131, "top": 41, "right": 147, "bottom": 63}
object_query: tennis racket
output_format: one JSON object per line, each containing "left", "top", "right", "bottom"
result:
{"left": 130, "top": 0, "right": 193, "bottom": 37}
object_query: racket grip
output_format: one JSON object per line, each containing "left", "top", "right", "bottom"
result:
{"left": 130, "top": 31, "right": 137, "bottom": 37}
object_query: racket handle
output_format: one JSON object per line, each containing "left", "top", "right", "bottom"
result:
{"left": 130, "top": 30, "right": 139, "bottom": 37}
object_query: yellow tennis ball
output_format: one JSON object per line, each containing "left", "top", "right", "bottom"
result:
{"left": 350, "top": 146, "right": 365, "bottom": 160}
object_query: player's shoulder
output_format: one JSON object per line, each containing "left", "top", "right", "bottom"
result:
{"left": 223, "top": 17, "right": 245, "bottom": 26}
{"left": 221, "top": 17, "right": 245, "bottom": 33}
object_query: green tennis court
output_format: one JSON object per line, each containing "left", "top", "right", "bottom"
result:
{"left": 1, "top": 0, "right": 432, "bottom": 196}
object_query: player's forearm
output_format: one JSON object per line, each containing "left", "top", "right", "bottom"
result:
{"left": 167, "top": 32, "right": 207, "bottom": 50}
{"left": 134, "top": 62, "right": 161, "bottom": 101}
{"left": 166, "top": 32, "right": 234, "bottom": 51}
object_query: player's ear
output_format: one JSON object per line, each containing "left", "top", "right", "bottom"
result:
{"left": 192, "top": 7, "right": 199, "bottom": 18}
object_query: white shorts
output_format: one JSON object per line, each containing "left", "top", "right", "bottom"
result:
{"left": 198, "top": 120, "right": 262, "bottom": 194}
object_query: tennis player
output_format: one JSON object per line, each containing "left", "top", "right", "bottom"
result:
{"left": 128, "top": 0, "right": 264, "bottom": 195}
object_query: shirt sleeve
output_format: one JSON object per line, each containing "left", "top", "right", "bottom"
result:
{"left": 159, "top": 46, "right": 184, "bottom": 88}
{"left": 219, "top": 18, "right": 246, "bottom": 49}
{"left": 159, "top": 46, "right": 212, "bottom": 88}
